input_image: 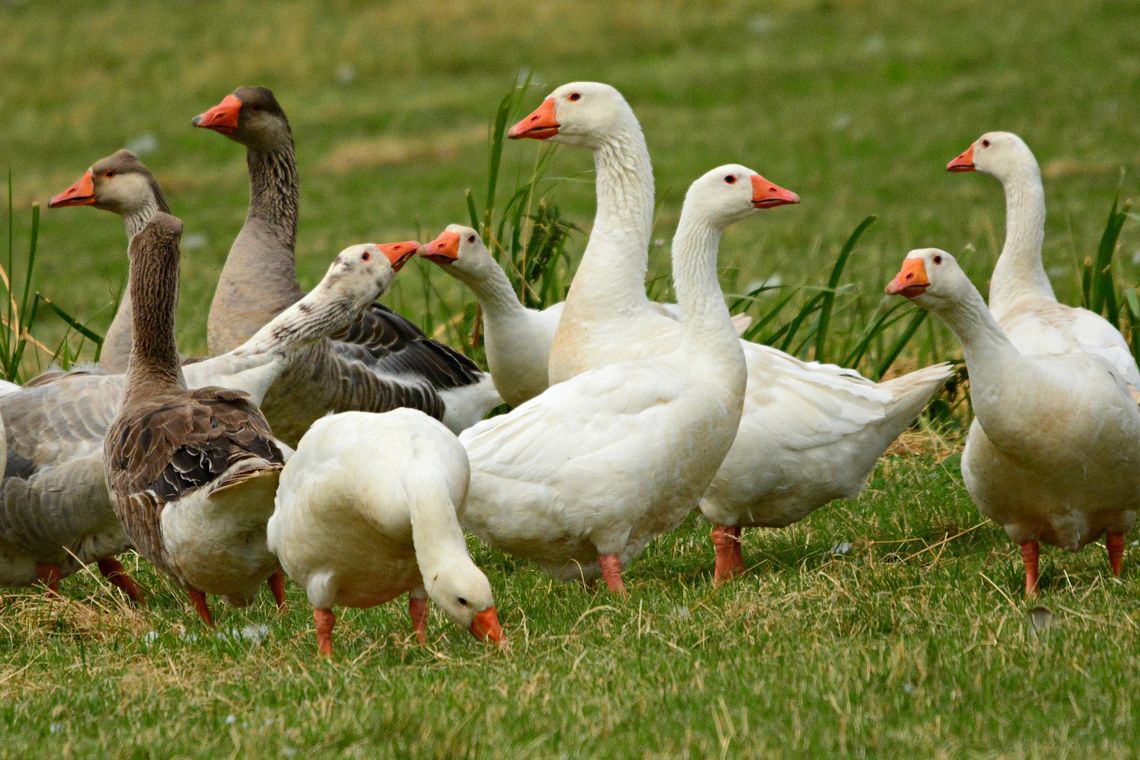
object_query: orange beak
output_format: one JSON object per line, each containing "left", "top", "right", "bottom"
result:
{"left": 507, "top": 98, "right": 559, "bottom": 140}
{"left": 750, "top": 174, "right": 800, "bottom": 209}
{"left": 469, "top": 605, "right": 505, "bottom": 646}
{"left": 885, "top": 258, "right": 931, "bottom": 298}
{"left": 49, "top": 170, "right": 96, "bottom": 208}
{"left": 192, "top": 94, "right": 243, "bottom": 135}
{"left": 946, "top": 143, "right": 976, "bottom": 172}
{"left": 420, "top": 231, "right": 461, "bottom": 265}
{"left": 377, "top": 241, "right": 420, "bottom": 272}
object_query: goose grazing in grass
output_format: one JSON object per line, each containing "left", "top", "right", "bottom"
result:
{"left": 947, "top": 132, "right": 1140, "bottom": 391}
{"left": 268, "top": 409, "right": 504, "bottom": 657}
{"left": 509, "top": 83, "right": 950, "bottom": 583}
{"left": 419, "top": 226, "right": 751, "bottom": 407}
{"left": 887, "top": 248, "right": 1139, "bottom": 593}
{"left": 191, "top": 86, "right": 500, "bottom": 443}
{"left": 1, "top": 230, "right": 416, "bottom": 605}
{"left": 457, "top": 165, "right": 763, "bottom": 593}
{"left": 49, "top": 149, "right": 171, "bottom": 372}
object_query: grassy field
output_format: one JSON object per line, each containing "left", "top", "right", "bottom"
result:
{"left": 2, "top": 0, "right": 1140, "bottom": 757}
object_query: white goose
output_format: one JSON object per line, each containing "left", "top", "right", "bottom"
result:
{"left": 268, "top": 409, "right": 504, "bottom": 657}
{"left": 947, "top": 132, "right": 1140, "bottom": 389}
{"left": 510, "top": 83, "right": 950, "bottom": 581}
{"left": 419, "top": 226, "right": 751, "bottom": 407}
{"left": 458, "top": 165, "right": 757, "bottom": 592}
{"left": 887, "top": 248, "right": 1139, "bottom": 593}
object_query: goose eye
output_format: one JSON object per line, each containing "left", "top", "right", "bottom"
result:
{"left": 933, "top": 255, "right": 943, "bottom": 265}
{"left": 724, "top": 175, "right": 736, "bottom": 184}
{"left": 981, "top": 139, "right": 990, "bottom": 148}
{"left": 467, "top": 235, "right": 476, "bottom": 243}
{"left": 457, "top": 597, "right": 469, "bottom": 607}
{"left": 361, "top": 251, "right": 371, "bottom": 262}
{"left": 104, "top": 170, "right": 115, "bottom": 178}
{"left": 568, "top": 92, "right": 581, "bottom": 102}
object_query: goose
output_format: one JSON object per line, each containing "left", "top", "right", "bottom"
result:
{"left": 887, "top": 248, "right": 1139, "bottom": 593}
{"left": 457, "top": 165, "right": 758, "bottom": 592}
{"left": 191, "top": 86, "right": 500, "bottom": 443}
{"left": 268, "top": 409, "right": 505, "bottom": 657}
{"left": 419, "top": 226, "right": 752, "bottom": 407}
{"left": 0, "top": 235, "right": 418, "bottom": 602}
{"left": 49, "top": 149, "right": 171, "bottom": 372}
{"left": 509, "top": 83, "right": 951, "bottom": 582}
{"left": 105, "top": 212, "right": 288, "bottom": 625}
{"left": 946, "top": 132, "right": 1140, "bottom": 390}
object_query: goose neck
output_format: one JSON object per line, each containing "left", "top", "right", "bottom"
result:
{"left": 408, "top": 486, "right": 471, "bottom": 580}
{"left": 564, "top": 126, "right": 656, "bottom": 314}
{"left": 928, "top": 287, "right": 1019, "bottom": 399}
{"left": 990, "top": 166, "right": 1052, "bottom": 309}
{"left": 671, "top": 214, "right": 736, "bottom": 352}
{"left": 234, "top": 279, "right": 361, "bottom": 357}
{"left": 246, "top": 141, "right": 299, "bottom": 254}
{"left": 454, "top": 262, "right": 526, "bottom": 321}
{"left": 124, "top": 237, "right": 184, "bottom": 400}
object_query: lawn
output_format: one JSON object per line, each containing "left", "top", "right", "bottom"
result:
{"left": 1, "top": 0, "right": 1140, "bottom": 757}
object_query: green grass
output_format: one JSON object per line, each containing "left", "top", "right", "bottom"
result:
{"left": 3, "top": 1, "right": 1140, "bottom": 756}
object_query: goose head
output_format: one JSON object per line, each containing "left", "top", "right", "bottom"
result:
{"left": 322, "top": 240, "right": 419, "bottom": 304}
{"left": 684, "top": 164, "right": 800, "bottom": 229}
{"left": 49, "top": 150, "right": 163, "bottom": 215}
{"left": 947, "top": 131, "right": 1037, "bottom": 181}
{"left": 508, "top": 82, "right": 637, "bottom": 149}
{"left": 192, "top": 86, "right": 291, "bottom": 149}
{"left": 425, "top": 561, "right": 505, "bottom": 647}
{"left": 885, "top": 248, "right": 973, "bottom": 311}
{"left": 419, "top": 225, "right": 496, "bottom": 277}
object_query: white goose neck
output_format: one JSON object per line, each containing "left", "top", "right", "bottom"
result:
{"left": 671, "top": 213, "right": 736, "bottom": 355}
{"left": 989, "top": 164, "right": 1052, "bottom": 311}
{"left": 927, "top": 286, "right": 1021, "bottom": 410}
{"left": 408, "top": 487, "right": 472, "bottom": 582}
{"left": 563, "top": 125, "right": 656, "bottom": 314}
{"left": 453, "top": 262, "right": 526, "bottom": 321}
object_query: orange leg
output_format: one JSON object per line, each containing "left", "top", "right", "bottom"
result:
{"left": 186, "top": 587, "right": 215, "bottom": 627}
{"left": 97, "top": 558, "right": 144, "bottom": 603}
{"left": 314, "top": 608, "right": 335, "bottom": 658}
{"left": 408, "top": 595, "right": 429, "bottom": 646}
{"left": 1106, "top": 531, "right": 1125, "bottom": 577}
{"left": 34, "top": 563, "right": 61, "bottom": 596}
{"left": 267, "top": 569, "right": 287, "bottom": 612}
{"left": 598, "top": 553, "right": 627, "bottom": 596}
{"left": 1020, "top": 540, "right": 1039, "bottom": 596}
{"left": 711, "top": 525, "right": 744, "bottom": 584}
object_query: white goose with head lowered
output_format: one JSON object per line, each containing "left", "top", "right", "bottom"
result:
{"left": 509, "top": 82, "right": 951, "bottom": 582}
{"left": 947, "top": 131, "right": 1140, "bottom": 390}
{"left": 458, "top": 165, "right": 763, "bottom": 593}
{"left": 887, "top": 248, "right": 1139, "bottom": 594}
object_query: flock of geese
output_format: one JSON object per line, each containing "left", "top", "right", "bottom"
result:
{"left": 1, "top": 80, "right": 1137, "bottom": 657}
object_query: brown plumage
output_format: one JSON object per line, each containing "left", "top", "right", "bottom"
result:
{"left": 104, "top": 212, "right": 285, "bottom": 625}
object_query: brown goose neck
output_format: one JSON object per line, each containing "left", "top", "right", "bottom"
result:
{"left": 246, "top": 138, "right": 298, "bottom": 253}
{"left": 124, "top": 224, "right": 184, "bottom": 397}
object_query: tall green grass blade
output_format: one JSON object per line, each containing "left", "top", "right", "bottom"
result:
{"left": 872, "top": 309, "right": 928, "bottom": 380}
{"left": 814, "top": 215, "right": 876, "bottom": 362}
{"left": 1089, "top": 194, "right": 1128, "bottom": 323}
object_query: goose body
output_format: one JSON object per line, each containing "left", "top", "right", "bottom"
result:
{"left": 459, "top": 165, "right": 761, "bottom": 591}
{"left": 510, "top": 83, "right": 949, "bottom": 581}
{"left": 0, "top": 239, "right": 412, "bottom": 597}
{"left": 192, "top": 87, "right": 500, "bottom": 443}
{"left": 947, "top": 131, "right": 1140, "bottom": 389}
{"left": 888, "top": 249, "right": 1140, "bottom": 592}
{"left": 268, "top": 409, "right": 503, "bottom": 656}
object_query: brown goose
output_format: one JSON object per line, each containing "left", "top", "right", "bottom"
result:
{"left": 1, "top": 238, "right": 417, "bottom": 602}
{"left": 49, "top": 150, "right": 171, "bottom": 372}
{"left": 192, "top": 86, "right": 500, "bottom": 444}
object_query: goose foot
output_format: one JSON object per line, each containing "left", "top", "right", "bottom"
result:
{"left": 186, "top": 587, "right": 215, "bottom": 627}
{"left": 409, "top": 594, "right": 428, "bottom": 646}
{"left": 598, "top": 553, "right": 627, "bottom": 596}
{"left": 1020, "top": 540, "right": 1039, "bottom": 596}
{"left": 97, "top": 558, "right": 144, "bottom": 604}
{"left": 1106, "top": 532, "right": 1125, "bottom": 577}
{"left": 711, "top": 525, "right": 744, "bottom": 584}
{"left": 34, "top": 563, "right": 61, "bottom": 596}
{"left": 314, "top": 608, "right": 335, "bottom": 658}
{"left": 267, "top": 569, "right": 287, "bottom": 612}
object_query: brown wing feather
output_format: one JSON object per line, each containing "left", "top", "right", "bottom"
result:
{"left": 104, "top": 386, "right": 285, "bottom": 574}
